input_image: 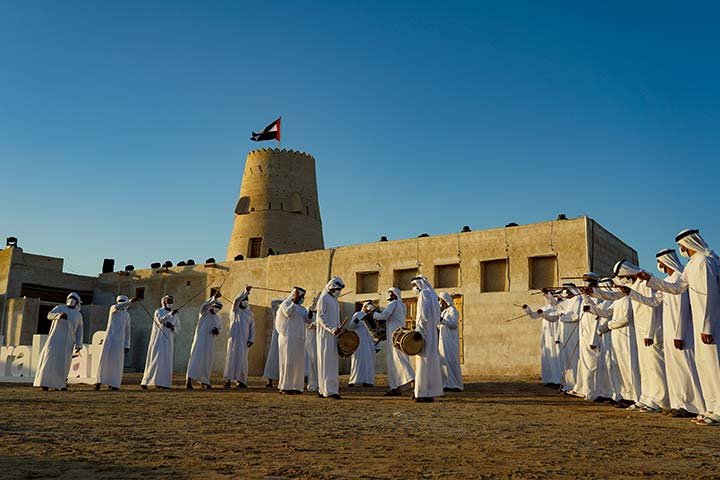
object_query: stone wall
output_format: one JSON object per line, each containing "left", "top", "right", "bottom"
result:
{"left": 93, "top": 216, "right": 637, "bottom": 378}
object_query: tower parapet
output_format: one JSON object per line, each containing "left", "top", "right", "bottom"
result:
{"left": 226, "top": 148, "right": 324, "bottom": 260}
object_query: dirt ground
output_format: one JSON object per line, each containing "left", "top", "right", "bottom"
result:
{"left": 1, "top": 373, "right": 718, "bottom": 480}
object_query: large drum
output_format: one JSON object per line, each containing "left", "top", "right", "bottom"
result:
{"left": 361, "top": 309, "right": 386, "bottom": 342}
{"left": 337, "top": 330, "right": 360, "bottom": 358}
{"left": 392, "top": 327, "right": 424, "bottom": 356}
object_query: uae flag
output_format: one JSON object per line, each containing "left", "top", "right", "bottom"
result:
{"left": 251, "top": 117, "right": 281, "bottom": 142}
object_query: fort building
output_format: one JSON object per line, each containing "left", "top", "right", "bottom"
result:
{"left": 0, "top": 149, "right": 637, "bottom": 378}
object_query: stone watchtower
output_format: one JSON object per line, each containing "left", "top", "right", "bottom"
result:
{"left": 226, "top": 148, "right": 324, "bottom": 261}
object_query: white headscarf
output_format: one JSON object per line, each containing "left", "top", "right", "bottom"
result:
{"left": 411, "top": 275, "right": 439, "bottom": 304}
{"left": 323, "top": 276, "right": 345, "bottom": 293}
{"left": 656, "top": 248, "right": 684, "bottom": 274}
{"left": 116, "top": 295, "right": 129, "bottom": 303}
{"left": 561, "top": 282, "right": 579, "bottom": 297}
{"left": 387, "top": 287, "right": 401, "bottom": 301}
{"left": 438, "top": 292, "right": 453, "bottom": 306}
{"left": 675, "top": 229, "right": 714, "bottom": 257}
{"left": 161, "top": 295, "right": 174, "bottom": 308}
{"left": 613, "top": 260, "right": 642, "bottom": 278}
{"left": 67, "top": 292, "right": 82, "bottom": 311}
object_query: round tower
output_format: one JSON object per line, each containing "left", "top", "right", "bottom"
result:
{"left": 226, "top": 148, "right": 324, "bottom": 261}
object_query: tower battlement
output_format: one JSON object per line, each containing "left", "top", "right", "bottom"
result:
{"left": 226, "top": 149, "right": 324, "bottom": 260}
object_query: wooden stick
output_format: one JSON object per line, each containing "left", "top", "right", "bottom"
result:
{"left": 505, "top": 313, "right": 530, "bottom": 323}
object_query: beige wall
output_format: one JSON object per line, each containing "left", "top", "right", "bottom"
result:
{"left": 92, "top": 216, "right": 636, "bottom": 378}
{"left": 1, "top": 217, "right": 637, "bottom": 378}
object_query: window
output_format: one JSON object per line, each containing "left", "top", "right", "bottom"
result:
{"left": 356, "top": 271, "right": 379, "bottom": 294}
{"left": 135, "top": 287, "right": 145, "bottom": 300}
{"left": 403, "top": 295, "right": 464, "bottom": 362}
{"left": 248, "top": 237, "right": 263, "bottom": 258}
{"left": 481, "top": 259, "right": 508, "bottom": 292}
{"left": 393, "top": 268, "right": 418, "bottom": 291}
{"left": 529, "top": 255, "right": 557, "bottom": 290}
{"left": 403, "top": 298, "right": 418, "bottom": 330}
{"left": 435, "top": 263, "right": 460, "bottom": 288}
{"left": 234, "top": 196, "right": 250, "bottom": 215}
{"left": 289, "top": 193, "right": 303, "bottom": 213}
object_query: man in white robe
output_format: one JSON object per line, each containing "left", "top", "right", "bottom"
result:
{"left": 224, "top": 286, "right": 255, "bottom": 388}
{"left": 141, "top": 295, "right": 180, "bottom": 389}
{"left": 597, "top": 261, "right": 669, "bottom": 413}
{"left": 277, "top": 287, "right": 313, "bottom": 394}
{"left": 262, "top": 299, "right": 283, "bottom": 388}
{"left": 373, "top": 288, "right": 415, "bottom": 396}
{"left": 186, "top": 293, "right": 223, "bottom": 389}
{"left": 539, "top": 285, "right": 581, "bottom": 394}
{"left": 438, "top": 292, "right": 463, "bottom": 392}
{"left": 584, "top": 274, "right": 642, "bottom": 409}
{"left": 95, "top": 295, "right": 135, "bottom": 391}
{"left": 646, "top": 249, "right": 705, "bottom": 417}
{"left": 316, "top": 277, "right": 345, "bottom": 399}
{"left": 411, "top": 276, "right": 443, "bottom": 402}
{"left": 34, "top": 292, "right": 84, "bottom": 391}
{"left": 592, "top": 277, "right": 624, "bottom": 404}
{"left": 305, "top": 320, "right": 319, "bottom": 392}
{"left": 523, "top": 295, "right": 562, "bottom": 387}
{"left": 347, "top": 300, "right": 377, "bottom": 387}
{"left": 638, "top": 229, "right": 720, "bottom": 426}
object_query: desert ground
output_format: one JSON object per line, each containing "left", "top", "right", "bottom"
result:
{"left": 1, "top": 373, "right": 718, "bottom": 479}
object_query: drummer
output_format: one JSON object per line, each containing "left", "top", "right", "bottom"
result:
{"left": 347, "top": 300, "right": 378, "bottom": 387}
{"left": 373, "top": 288, "right": 415, "bottom": 396}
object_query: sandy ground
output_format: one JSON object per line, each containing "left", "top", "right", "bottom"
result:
{"left": 1, "top": 373, "right": 719, "bottom": 479}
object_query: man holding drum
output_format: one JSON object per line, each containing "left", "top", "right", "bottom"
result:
{"left": 373, "top": 288, "right": 415, "bottom": 396}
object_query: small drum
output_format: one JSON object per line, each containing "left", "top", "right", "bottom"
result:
{"left": 337, "top": 330, "right": 360, "bottom": 358}
{"left": 361, "top": 309, "right": 387, "bottom": 342}
{"left": 392, "top": 327, "right": 424, "bottom": 356}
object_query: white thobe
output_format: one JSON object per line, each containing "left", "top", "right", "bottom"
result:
{"left": 262, "top": 328, "right": 280, "bottom": 380}
{"left": 373, "top": 300, "right": 415, "bottom": 389}
{"left": 414, "top": 289, "right": 443, "bottom": 398}
{"left": 276, "top": 296, "right": 311, "bottom": 391}
{"left": 627, "top": 280, "right": 669, "bottom": 410}
{"left": 224, "top": 290, "right": 256, "bottom": 383}
{"left": 347, "top": 311, "right": 376, "bottom": 385}
{"left": 647, "top": 254, "right": 720, "bottom": 416}
{"left": 542, "top": 296, "right": 580, "bottom": 392}
{"left": 568, "top": 296, "right": 601, "bottom": 400}
{"left": 591, "top": 298, "right": 622, "bottom": 401}
{"left": 589, "top": 294, "right": 641, "bottom": 402}
{"left": 641, "top": 272, "right": 705, "bottom": 414}
{"left": 96, "top": 301, "right": 131, "bottom": 388}
{"left": 525, "top": 301, "right": 562, "bottom": 384}
{"left": 439, "top": 305, "right": 463, "bottom": 390}
{"left": 186, "top": 298, "right": 223, "bottom": 384}
{"left": 141, "top": 308, "right": 180, "bottom": 388}
{"left": 34, "top": 305, "right": 83, "bottom": 389}
{"left": 316, "top": 291, "right": 340, "bottom": 397}
{"left": 305, "top": 321, "right": 318, "bottom": 391}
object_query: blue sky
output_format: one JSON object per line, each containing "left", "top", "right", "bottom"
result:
{"left": 1, "top": 1, "right": 718, "bottom": 276}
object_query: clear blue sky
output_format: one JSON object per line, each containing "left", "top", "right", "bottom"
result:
{"left": 1, "top": 1, "right": 718, "bottom": 276}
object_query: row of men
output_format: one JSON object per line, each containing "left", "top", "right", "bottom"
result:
{"left": 524, "top": 228, "right": 720, "bottom": 426}
{"left": 32, "top": 275, "right": 464, "bottom": 401}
